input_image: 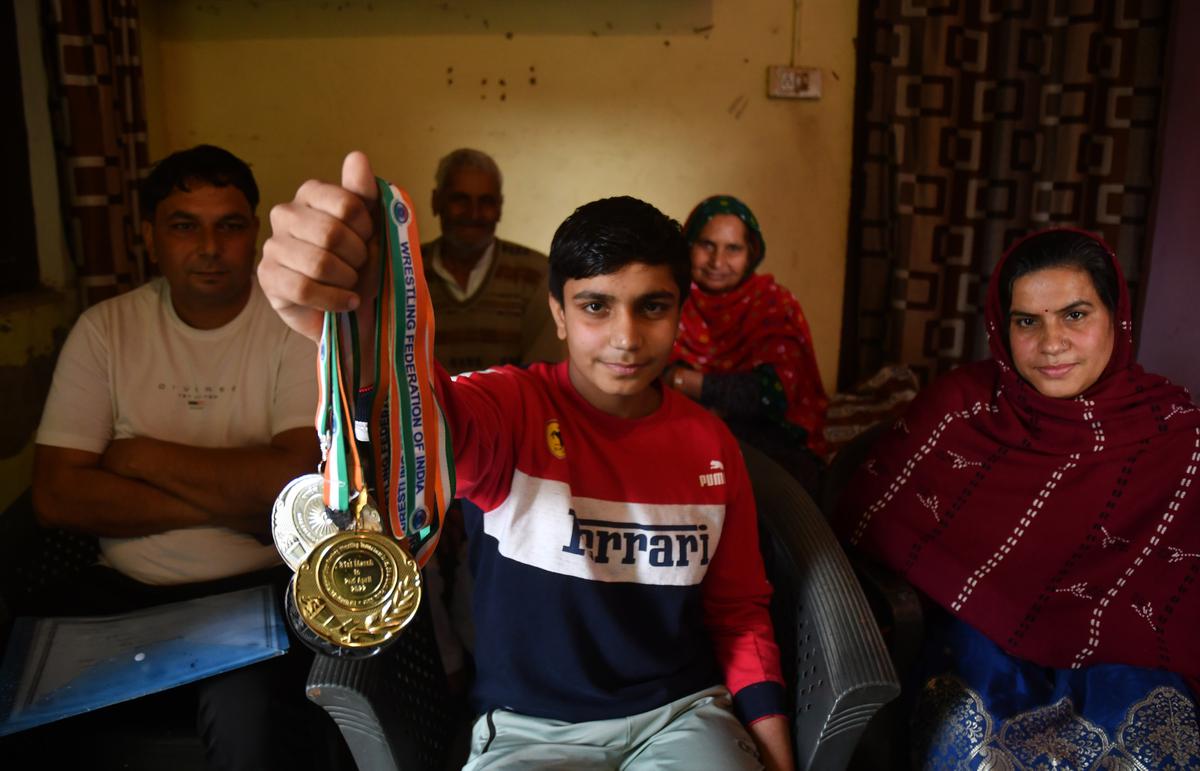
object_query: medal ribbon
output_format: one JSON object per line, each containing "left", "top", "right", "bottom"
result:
{"left": 316, "top": 308, "right": 367, "bottom": 520}
{"left": 369, "top": 180, "right": 455, "bottom": 568}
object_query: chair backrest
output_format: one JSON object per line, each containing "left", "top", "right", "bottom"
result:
{"left": 741, "top": 441, "right": 900, "bottom": 771}
{"left": 306, "top": 601, "right": 453, "bottom": 771}
{"left": 812, "top": 423, "right": 929, "bottom": 769}
{"left": 0, "top": 489, "right": 99, "bottom": 642}
{"left": 821, "top": 420, "right": 926, "bottom": 672}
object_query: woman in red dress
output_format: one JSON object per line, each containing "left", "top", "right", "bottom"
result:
{"left": 666, "top": 195, "right": 828, "bottom": 492}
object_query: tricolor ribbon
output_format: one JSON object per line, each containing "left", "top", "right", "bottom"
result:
{"left": 316, "top": 307, "right": 368, "bottom": 521}
{"left": 370, "top": 180, "right": 455, "bottom": 568}
{"left": 315, "top": 179, "right": 454, "bottom": 568}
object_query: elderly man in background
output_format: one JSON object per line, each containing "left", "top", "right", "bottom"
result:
{"left": 422, "top": 147, "right": 560, "bottom": 374}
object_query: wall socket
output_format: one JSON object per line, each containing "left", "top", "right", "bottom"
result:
{"left": 767, "top": 66, "right": 822, "bottom": 99}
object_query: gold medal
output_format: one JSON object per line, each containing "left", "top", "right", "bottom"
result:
{"left": 292, "top": 530, "right": 421, "bottom": 650}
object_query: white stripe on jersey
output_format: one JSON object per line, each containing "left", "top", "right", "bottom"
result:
{"left": 483, "top": 470, "right": 724, "bottom": 586}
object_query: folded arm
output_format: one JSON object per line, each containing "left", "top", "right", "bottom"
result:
{"left": 34, "top": 427, "right": 319, "bottom": 538}
{"left": 100, "top": 428, "right": 319, "bottom": 533}
{"left": 34, "top": 444, "right": 214, "bottom": 537}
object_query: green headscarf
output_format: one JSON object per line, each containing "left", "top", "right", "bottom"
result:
{"left": 682, "top": 195, "right": 766, "bottom": 272}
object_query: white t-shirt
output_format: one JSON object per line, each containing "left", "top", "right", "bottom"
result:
{"left": 37, "top": 278, "right": 317, "bottom": 585}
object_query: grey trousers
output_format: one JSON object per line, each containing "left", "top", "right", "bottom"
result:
{"left": 462, "top": 685, "right": 764, "bottom": 770}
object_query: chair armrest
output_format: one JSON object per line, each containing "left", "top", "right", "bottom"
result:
{"left": 741, "top": 442, "right": 900, "bottom": 771}
{"left": 850, "top": 558, "right": 924, "bottom": 678}
{"left": 819, "top": 419, "right": 925, "bottom": 682}
{"left": 306, "top": 602, "right": 454, "bottom": 771}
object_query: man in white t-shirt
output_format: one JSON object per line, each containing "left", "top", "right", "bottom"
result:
{"left": 31, "top": 145, "right": 342, "bottom": 770}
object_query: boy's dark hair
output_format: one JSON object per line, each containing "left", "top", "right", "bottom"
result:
{"left": 549, "top": 196, "right": 690, "bottom": 304}
{"left": 139, "top": 144, "right": 259, "bottom": 221}
{"left": 998, "top": 230, "right": 1119, "bottom": 323}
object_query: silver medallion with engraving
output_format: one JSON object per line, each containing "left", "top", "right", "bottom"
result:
{"left": 272, "top": 473, "right": 382, "bottom": 571}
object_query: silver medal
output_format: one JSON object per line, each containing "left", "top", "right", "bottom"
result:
{"left": 271, "top": 473, "right": 382, "bottom": 570}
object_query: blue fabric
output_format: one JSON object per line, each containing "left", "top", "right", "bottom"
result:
{"left": 731, "top": 681, "right": 786, "bottom": 725}
{"left": 911, "top": 614, "right": 1199, "bottom": 769}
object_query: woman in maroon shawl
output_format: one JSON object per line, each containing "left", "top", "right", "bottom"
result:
{"left": 666, "top": 195, "right": 828, "bottom": 492}
{"left": 838, "top": 229, "right": 1199, "bottom": 765}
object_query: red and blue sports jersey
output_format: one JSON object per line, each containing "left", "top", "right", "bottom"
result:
{"left": 438, "top": 361, "right": 785, "bottom": 725}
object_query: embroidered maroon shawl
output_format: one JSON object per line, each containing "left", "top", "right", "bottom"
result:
{"left": 674, "top": 273, "right": 829, "bottom": 454}
{"left": 838, "top": 230, "right": 1200, "bottom": 684}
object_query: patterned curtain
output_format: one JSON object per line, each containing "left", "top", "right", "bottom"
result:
{"left": 43, "top": 0, "right": 150, "bottom": 307}
{"left": 839, "top": 0, "right": 1170, "bottom": 387}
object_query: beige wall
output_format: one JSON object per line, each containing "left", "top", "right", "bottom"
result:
{"left": 141, "top": 0, "right": 857, "bottom": 391}
{"left": 0, "top": 294, "right": 78, "bottom": 512}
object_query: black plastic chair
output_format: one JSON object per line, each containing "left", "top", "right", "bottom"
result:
{"left": 740, "top": 441, "right": 900, "bottom": 770}
{"left": 0, "top": 490, "right": 100, "bottom": 634}
{"left": 821, "top": 424, "right": 924, "bottom": 679}
{"left": 306, "top": 600, "right": 454, "bottom": 771}
{"left": 307, "top": 443, "right": 901, "bottom": 770}
{"left": 821, "top": 423, "right": 926, "bottom": 770}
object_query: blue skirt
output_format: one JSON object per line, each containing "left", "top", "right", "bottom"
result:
{"left": 911, "top": 614, "right": 1199, "bottom": 770}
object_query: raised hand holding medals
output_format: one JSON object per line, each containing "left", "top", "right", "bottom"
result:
{"left": 272, "top": 179, "right": 454, "bottom": 656}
